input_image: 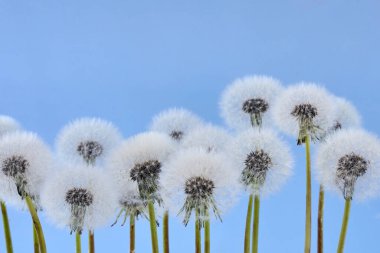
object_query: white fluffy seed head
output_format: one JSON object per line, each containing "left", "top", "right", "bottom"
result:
{"left": 272, "top": 83, "right": 335, "bottom": 143}
{"left": 181, "top": 124, "right": 232, "bottom": 153}
{"left": 330, "top": 97, "right": 361, "bottom": 130}
{"left": 160, "top": 148, "right": 240, "bottom": 224}
{"left": 56, "top": 118, "right": 122, "bottom": 167}
{"left": 106, "top": 132, "right": 176, "bottom": 202}
{"left": 219, "top": 75, "right": 284, "bottom": 130}
{"left": 149, "top": 108, "right": 204, "bottom": 142}
{"left": 316, "top": 129, "right": 380, "bottom": 201}
{"left": 229, "top": 129, "right": 293, "bottom": 196}
{"left": 0, "top": 115, "right": 21, "bottom": 138}
{"left": 0, "top": 131, "right": 53, "bottom": 208}
{"left": 41, "top": 166, "right": 117, "bottom": 232}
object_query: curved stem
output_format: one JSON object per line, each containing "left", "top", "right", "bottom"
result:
{"left": 252, "top": 195, "right": 260, "bottom": 253}
{"left": 1, "top": 201, "right": 13, "bottom": 253}
{"left": 244, "top": 195, "right": 253, "bottom": 253}
{"left": 33, "top": 223, "right": 39, "bottom": 253}
{"left": 304, "top": 135, "right": 312, "bottom": 253}
{"left": 25, "top": 196, "right": 46, "bottom": 253}
{"left": 88, "top": 231, "right": 95, "bottom": 253}
{"left": 318, "top": 185, "right": 325, "bottom": 253}
{"left": 337, "top": 199, "right": 351, "bottom": 253}
{"left": 163, "top": 211, "right": 169, "bottom": 253}
{"left": 195, "top": 210, "right": 201, "bottom": 253}
{"left": 76, "top": 231, "right": 81, "bottom": 253}
{"left": 130, "top": 214, "right": 135, "bottom": 253}
{"left": 204, "top": 209, "right": 210, "bottom": 253}
{"left": 148, "top": 201, "right": 159, "bottom": 253}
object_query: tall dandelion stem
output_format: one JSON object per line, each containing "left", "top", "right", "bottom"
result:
{"left": 1, "top": 201, "right": 13, "bottom": 253}
{"left": 25, "top": 196, "right": 46, "bottom": 253}
{"left": 337, "top": 199, "right": 351, "bottom": 253}
{"left": 244, "top": 195, "right": 253, "bottom": 253}
{"left": 204, "top": 208, "right": 210, "bottom": 253}
{"left": 33, "top": 224, "right": 39, "bottom": 253}
{"left": 88, "top": 231, "right": 95, "bottom": 253}
{"left": 318, "top": 185, "right": 324, "bottom": 253}
{"left": 148, "top": 201, "right": 159, "bottom": 253}
{"left": 252, "top": 195, "right": 260, "bottom": 253}
{"left": 304, "top": 135, "right": 312, "bottom": 253}
{"left": 130, "top": 214, "right": 135, "bottom": 253}
{"left": 163, "top": 211, "right": 169, "bottom": 253}
{"left": 76, "top": 232, "right": 81, "bottom": 253}
{"left": 195, "top": 209, "right": 201, "bottom": 253}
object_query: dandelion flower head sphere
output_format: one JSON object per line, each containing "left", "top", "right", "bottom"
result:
{"left": 56, "top": 118, "right": 122, "bottom": 166}
{"left": 0, "top": 131, "right": 53, "bottom": 207}
{"left": 272, "top": 83, "right": 335, "bottom": 145}
{"left": 107, "top": 132, "right": 175, "bottom": 205}
{"left": 150, "top": 108, "right": 203, "bottom": 142}
{"left": 229, "top": 129, "right": 293, "bottom": 196}
{"left": 0, "top": 115, "right": 21, "bottom": 138}
{"left": 330, "top": 97, "right": 361, "bottom": 131}
{"left": 181, "top": 124, "right": 232, "bottom": 153}
{"left": 220, "top": 75, "right": 283, "bottom": 129}
{"left": 160, "top": 148, "right": 240, "bottom": 225}
{"left": 41, "top": 166, "right": 117, "bottom": 233}
{"left": 316, "top": 129, "right": 380, "bottom": 201}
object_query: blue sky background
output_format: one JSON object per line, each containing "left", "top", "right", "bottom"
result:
{"left": 1, "top": 0, "right": 380, "bottom": 252}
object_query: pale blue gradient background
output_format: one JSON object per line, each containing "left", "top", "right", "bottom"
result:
{"left": 1, "top": 0, "right": 380, "bottom": 252}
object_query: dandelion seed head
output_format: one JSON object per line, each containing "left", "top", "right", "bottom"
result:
{"left": 41, "top": 166, "right": 117, "bottom": 232}
{"left": 316, "top": 129, "right": 380, "bottom": 201}
{"left": 0, "top": 116, "right": 21, "bottom": 138}
{"left": 181, "top": 124, "right": 232, "bottom": 153}
{"left": 150, "top": 108, "right": 203, "bottom": 142}
{"left": 229, "top": 129, "right": 293, "bottom": 196}
{"left": 330, "top": 97, "right": 361, "bottom": 132}
{"left": 0, "top": 131, "right": 53, "bottom": 208}
{"left": 272, "top": 83, "right": 335, "bottom": 144}
{"left": 220, "top": 75, "right": 283, "bottom": 129}
{"left": 56, "top": 118, "right": 122, "bottom": 166}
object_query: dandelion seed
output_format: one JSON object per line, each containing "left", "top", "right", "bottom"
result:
{"left": 220, "top": 75, "right": 283, "bottom": 129}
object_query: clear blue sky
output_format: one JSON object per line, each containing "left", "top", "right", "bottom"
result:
{"left": 1, "top": 0, "right": 380, "bottom": 252}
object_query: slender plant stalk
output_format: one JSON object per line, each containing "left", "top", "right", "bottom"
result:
{"left": 163, "top": 211, "right": 169, "bottom": 253}
{"left": 204, "top": 209, "right": 210, "bottom": 253}
{"left": 337, "top": 199, "right": 351, "bottom": 253}
{"left": 88, "top": 231, "right": 95, "bottom": 253}
{"left": 304, "top": 135, "right": 312, "bottom": 253}
{"left": 33, "top": 224, "right": 40, "bottom": 253}
{"left": 130, "top": 214, "right": 135, "bottom": 253}
{"left": 318, "top": 185, "right": 325, "bottom": 253}
{"left": 252, "top": 195, "right": 260, "bottom": 253}
{"left": 1, "top": 201, "right": 13, "bottom": 253}
{"left": 195, "top": 210, "right": 201, "bottom": 253}
{"left": 76, "top": 231, "right": 81, "bottom": 253}
{"left": 25, "top": 196, "right": 46, "bottom": 253}
{"left": 148, "top": 201, "right": 159, "bottom": 253}
{"left": 244, "top": 195, "right": 253, "bottom": 253}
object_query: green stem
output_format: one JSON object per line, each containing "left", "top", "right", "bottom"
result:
{"left": 1, "top": 201, "right": 13, "bottom": 253}
{"left": 148, "top": 201, "right": 159, "bottom": 253}
{"left": 195, "top": 210, "right": 201, "bottom": 253}
{"left": 76, "top": 231, "right": 81, "bottom": 253}
{"left": 88, "top": 231, "right": 95, "bottom": 253}
{"left": 318, "top": 185, "right": 324, "bottom": 253}
{"left": 33, "top": 223, "right": 39, "bottom": 253}
{"left": 337, "top": 199, "right": 351, "bottom": 253}
{"left": 130, "top": 214, "right": 135, "bottom": 253}
{"left": 244, "top": 195, "right": 253, "bottom": 253}
{"left": 25, "top": 196, "right": 46, "bottom": 253}
{"left": 252, "top": 195, "right": 260, "bottom": 253}
{"left": 163, "top": 211, "right": 169, "bottom": 253}
{"left": 304, "top": 135, "right": 312, "bottom": 253}
{"left": 204, "top": 209, "right": 210, "bottom": 253}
